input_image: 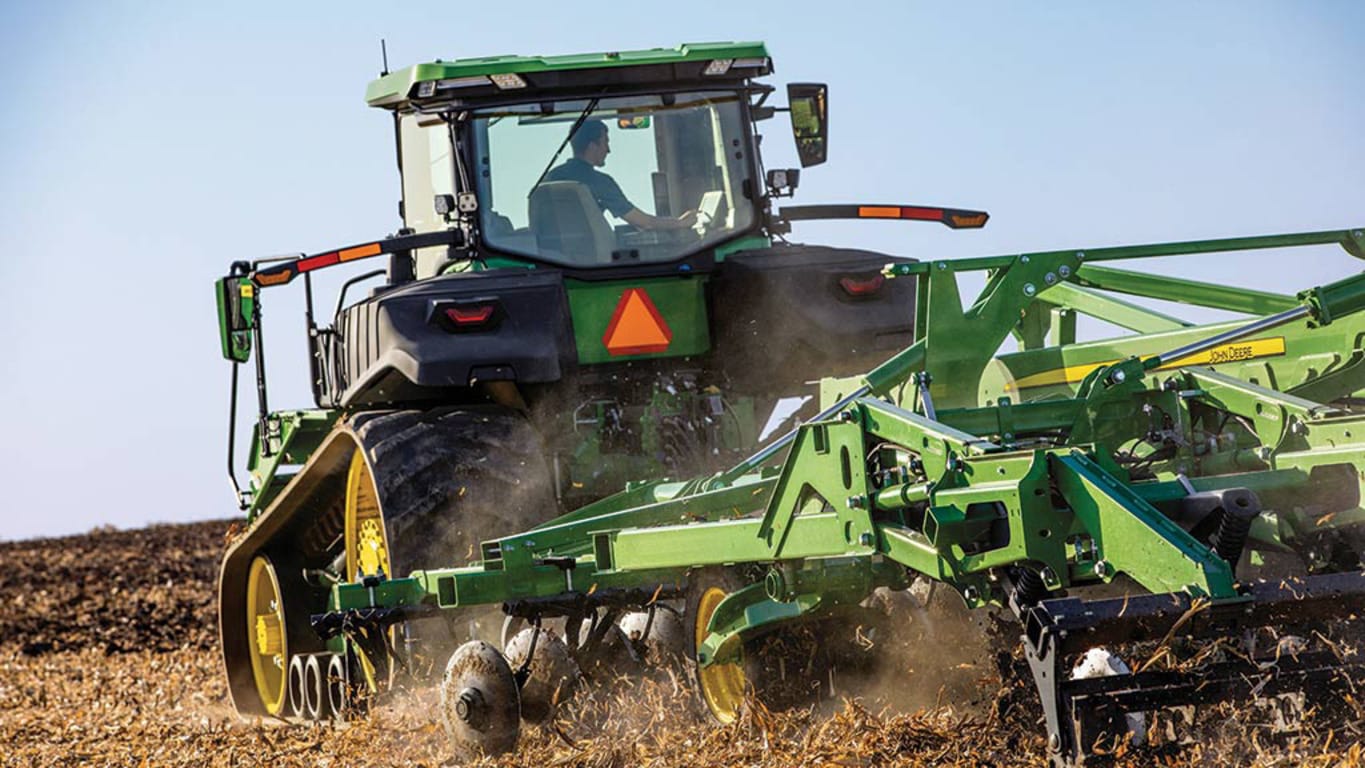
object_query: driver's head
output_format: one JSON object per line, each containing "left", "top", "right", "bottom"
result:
{"left": 570, "top": 119, "right": 610, "bottom": 167}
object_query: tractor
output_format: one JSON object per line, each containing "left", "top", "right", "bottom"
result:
{"left": 215, "top": 41, "right": 982, "bottom": 719}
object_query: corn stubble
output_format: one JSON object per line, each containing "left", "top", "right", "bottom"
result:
{"left": 0, "top": 521, "right": 1360, "bottom": 767}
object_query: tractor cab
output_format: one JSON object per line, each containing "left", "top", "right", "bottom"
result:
{"left": 365, "top": 42, "right": 823, "bottom": 276}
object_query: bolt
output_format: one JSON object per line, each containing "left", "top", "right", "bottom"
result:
{"left": 1257, "top": 446, "right": 1274, "bottom": 461}
{"left": 846, "top": 495, "right": 865, "bottom": 509}
{"left": 1044, "top": 272, "right": 1057, "bottom": 285}
{"left": 859, "top": 532, "right": 874, "bottom": 547}
{"left": 1110, "top": 369, "right": 1126, "bottom": 384}
{"left": 1094, "top": 560, "right": 1110, "bottom": 578}
{"left": 1040, "top": 566, "right": 1057, "bottom": 585}
{"left": 1355, "top": 230, "right": 1363, "bottom": 238}
{"left": 1024, "top": 283, "right": 1037, "bottom": 297}
{"left": 1058, "top": 265, "right": 1072, "bottom": 278}
{"left": 1020, "top": 255, "right": 1030, "bottom": 264}
{"left": 937, "top": 261, "right": 948, "bottom": 270}
{"left": 963, "top": 586, "right": 980, "bottom": 603}
{"left": 839, "top": 410, "right": 856, "bottom": 422}
{"left": 455, "top": 687, "right": 484, "bottom": 724}
{"left": 1076, "top": 251, "right": 1086, "bottom": 260}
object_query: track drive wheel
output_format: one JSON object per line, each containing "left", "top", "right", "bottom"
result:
{"left": 344, "top": 447, "right": 395, "bottom": 689}
{"left": 340, "top": 407, "right": 559, "bottom": 676}
{"left": 441, "top": 641, "right": 521, "bottom": 758}
{"left": 246, "top": 555, "right": 290, "bottom": 716}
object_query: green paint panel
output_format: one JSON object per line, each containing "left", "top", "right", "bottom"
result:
{"left": 567, "top": 276, "right": 710, "bottom": 364}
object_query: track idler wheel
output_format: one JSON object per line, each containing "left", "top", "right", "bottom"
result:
{"left": 303, "top": 654, "right": 330, "bottom": 721}
{"left": 505, "top": 628, "right": 579, "bottom": 723}
{"left": 286, "top": 655, "right": 306, "bottom": 719}
{"left": 326, "top": 654, "right": 352, "bottom": 720}
{"left": 441, "top": 641, "right": 521, "bottom": 758}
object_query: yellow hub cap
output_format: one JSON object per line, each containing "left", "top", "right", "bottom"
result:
{"left": 344, "top": 448, "right": 394, "bottom": 690}
{"left": 695, "top": 586, "right": 747, "bottom": 723}
{"left": 246, "top": 555, "right": 288, "bottom": 715}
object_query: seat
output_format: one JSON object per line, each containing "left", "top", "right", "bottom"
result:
{"left": 528, "top": 181, "right": 615, "bottom": 265}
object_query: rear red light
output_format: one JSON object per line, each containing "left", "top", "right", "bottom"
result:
{"left": 444, "top": 305, "right": 495, "bottom": 326}
{"left": 431, "top": 300, "right": 501, "bottom": 332}
{"left": 839, "top": 274, "right": 885, "bottom": 297}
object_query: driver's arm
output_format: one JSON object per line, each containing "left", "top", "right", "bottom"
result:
{"left": 623, "top": 208, "right": 697, "bottom": 231}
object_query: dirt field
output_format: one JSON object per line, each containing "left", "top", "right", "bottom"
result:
{"left": 1, "top": 521, "right": 1361, "bottom": 767}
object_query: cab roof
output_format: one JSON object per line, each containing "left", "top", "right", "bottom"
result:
{"left": 365, "top": 41, "right": 771, "bottom": 110}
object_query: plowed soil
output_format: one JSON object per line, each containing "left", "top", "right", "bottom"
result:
{"left": 1, "top": 521, "right": 1361, "bottom": 767}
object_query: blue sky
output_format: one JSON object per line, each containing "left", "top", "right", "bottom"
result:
{"left": 0, "top": 2, "right": 1362, "bottom": 540}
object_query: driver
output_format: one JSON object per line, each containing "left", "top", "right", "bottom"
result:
{"left": 547, "top": 119, "right": 696, "bottom": 231}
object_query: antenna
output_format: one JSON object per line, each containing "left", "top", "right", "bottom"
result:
{"left": 380, "top": 39, "right": 390, "bottom": 76}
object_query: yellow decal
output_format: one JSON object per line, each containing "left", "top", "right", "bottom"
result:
{"left": 1010, "top": 337, "right": 1287, "bottom": 390}
{"left": 950, "top": 213, "right": 987, "bottom": 228}
{"left": 239, "top": 284, "right": 255, "bottom": 299}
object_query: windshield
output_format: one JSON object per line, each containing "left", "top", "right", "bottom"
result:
{"left": 472, "top": 91, "right": 756, "bottom": 267}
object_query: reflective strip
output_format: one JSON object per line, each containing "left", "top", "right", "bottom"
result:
{"left": 255, "top": 269, "right": 293, "bottom": 286}
{"left": 340, "top": 243, "right": 382, "bottom": 262}
{"left": 898, "top": 206, "right": 943, "bottom": 221}
{"left": 297, "top": 252, "right": 340, "bottom": 272}
{"left": 858, "top": 206, "right": 901, "bottom": 218}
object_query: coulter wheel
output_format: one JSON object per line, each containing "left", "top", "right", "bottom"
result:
{"left": 440, "top": 640, "right": 521, "bottom": 758}
{"left": 504, "top": 627, "right": 579, "bottom": 723}
{"left": 245, "top": 555, "right": 290, "bottom": 716}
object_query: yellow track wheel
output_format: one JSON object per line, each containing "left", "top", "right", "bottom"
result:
{"left": 246, "top": 555, "right": 289, "bottom": 715}
{"left": 344, "top": 447, "right": 394, "bottom": 689}
{"left": 692, "top": 582, "right": 747, "bottom": 723}
{"left": 345, "top": 448, "right": 391, "bottom": 582}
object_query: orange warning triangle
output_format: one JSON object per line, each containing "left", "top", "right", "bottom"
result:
{"left": 603, "top": 288, "right": 672, "bottom": 356}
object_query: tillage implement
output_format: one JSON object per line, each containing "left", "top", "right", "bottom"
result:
{"left": 213, "top": 41, "right": 1365, "bottom": 766}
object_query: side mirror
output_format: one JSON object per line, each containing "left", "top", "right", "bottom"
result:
{"left": 787, "top": 83, "right": 828, "bottom": 167}
{"left": 216, "top": 271, "right": 255, "bottom": 363}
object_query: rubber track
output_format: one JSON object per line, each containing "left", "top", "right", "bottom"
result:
{"left": 350, "top": 406, "right": 557, "bottom": 576}
{"left": 219, "top": 405, "right": 556, "bottom": 715}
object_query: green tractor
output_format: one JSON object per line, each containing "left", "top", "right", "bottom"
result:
{"left": 215, "top": 42, "right": 986, "bottom": 718}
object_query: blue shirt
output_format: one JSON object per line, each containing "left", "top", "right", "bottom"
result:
{"left": 544, "top": 158, "right": 636, "bottom": 218}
